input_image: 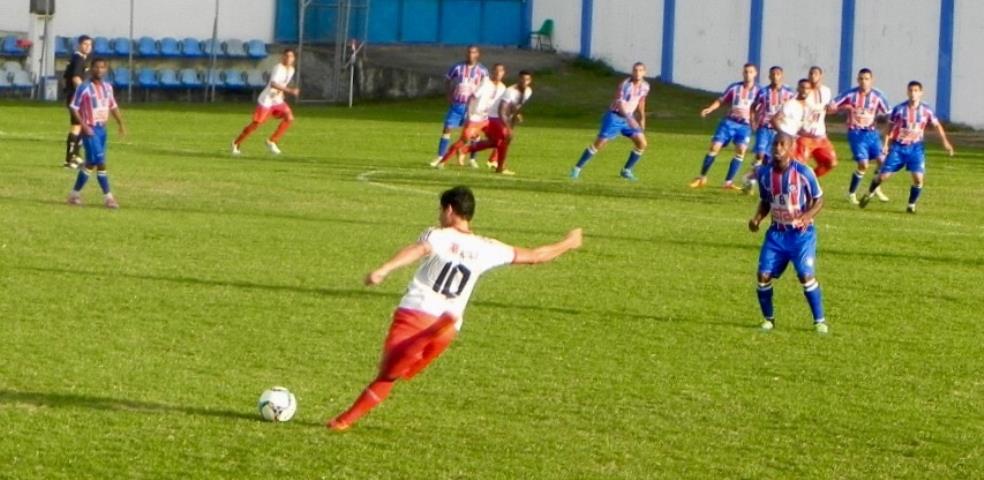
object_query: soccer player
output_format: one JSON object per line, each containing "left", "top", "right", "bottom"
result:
{"left": 740, "top": 66, "right": 794, "bottom": 193}
{"left": 798, "top": 66, "right": 838, "bottom": 177}
{"left": 63, "top": 35, "right": 92, "bottom": 169}
{"left": 859, "top": 81, "right": 954, "bottom": 214}
{"left": 232, "top": 49, "right": 298, "bottom": 155}
{"left": 327, "top": 186, "right": 583, "bottom": 431}
{"left": 433, "top": 46, "right": 488, "bottom": 166}
{"left": 748, "top": 133, "right": 827, "bottom": 333}
{"left": 690, "top": 63, "right": 760, "bottom": 190}
{"left": 468, "top": 70, "right": 534, "bottom": 175}
{"left": 570, "top": 62, "right": 650, "bottom": 181}
{"left": 832, "top": 68, "right": 892, "bottom": 204}
{"left": 431, "top": 64, "right": 507, "bottom": 169}
{"left": 772, "top": 78, "right": 811, "bottom": 138}
{"left": 66, "top": 58, "right": 127, "bottom": 209}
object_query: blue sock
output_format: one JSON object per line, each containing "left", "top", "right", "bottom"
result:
{"left": 849, "top": 171, "right": 864, "bottom": 194}
{"left": 757, "top": 282, "right": 774, "bottom": 320}
{"left": 908, "top": 185, "right": 923, "bottom": 205}
{"left": 803, "top": 279, "right": 825, "bottom": 324}
{"left": 700, "top": 154, "right": 716, "bottom": 176}
{"left": 97, "top": 171, "right": 111, "bottom": 194}
{"left": 437, "top": 134, "right": 451, "bottom": 157}
{"left": 724, "top": 156, "right": 743, "bottom": 183}
{"left": 623, "top": 149, "right": 643, "bottom": 171}
{"left": 576, "top": 146, "right": 597, "bottom": 169}
{"left": 73, "top": 169, "right": 91, "bottom": 192}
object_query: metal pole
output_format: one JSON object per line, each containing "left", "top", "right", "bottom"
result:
{"left": 297, "top": 0, "right": 310, "bottom": 99}
{"left": 38, "top": 0, "right": 51, "bottom": 100}
{"left": 127, "top": 0, "right": 134, "bottom": 103}
{"left": 206, "top": 0, "right": 220, "bottom": 102}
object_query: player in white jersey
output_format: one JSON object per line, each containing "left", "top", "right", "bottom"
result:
{"left": 797, "top": 66, "right": 838, "bottom": 177}
{"left": 773, "top": 78, "right": 811, "bottom": 138}
{"left": 470, "top": 70, "right": 534, "bottom": 175}
{"left": 329, "top": 186, "right": 582, "bottom": 431}
{"left": 432, "top": 64, "right": 507, "bottom": 169}
{"left": 232, "top": 49, "right": 298, "bottom": 155}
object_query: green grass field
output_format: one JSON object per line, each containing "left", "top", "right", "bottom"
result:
{"left": 1, "top": 65, "right": 982, "bottom": 479}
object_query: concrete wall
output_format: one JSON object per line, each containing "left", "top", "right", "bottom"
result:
{"left": 531, "top": 0, "right": 984, "bottom": 128}
{"left": 0, "top": 0, "right": 275, "bottom": 41}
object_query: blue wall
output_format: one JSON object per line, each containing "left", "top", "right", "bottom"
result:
{"left": 276, "top": 0, "right": 527, "bottom": 46}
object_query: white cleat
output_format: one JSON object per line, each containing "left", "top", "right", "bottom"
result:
{"left": 815, "top": 322, "right": 829, "bottom": 334}
{"left": 429, "top": 158, "right": 444, "bottom": 169}
{"left": 265, "top": 139, "right": 282, "bottom": 155}
{"left": 231, "top": 142, "right": 241, "bottom": 156}
{"left": 468, "top": 158, "right": 479, "bottom": 169}
{"left": 848, "top": 193, "right": 859, "bottom": 205}
{"left": 874, "top": 186, "right": 890, "bottom": 202}
{"left": 760, "top": 319, "right": 775, "bottom": 331}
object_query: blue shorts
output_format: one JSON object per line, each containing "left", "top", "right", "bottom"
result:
{"left": 753, "top": 127, "right": 777, "bottom": 156}
{"left": 758, "top": 225, "right": 818, "bottom": 279}
{"left": 847, "top": 129, "right": 883, "bottom": 162}
{"left": 597, "top": 111, "right": 642, "bottom": 141}
{"left": 712, "top": 117, "right": 752, "bottom": 147}
{"left": 82, "top": 125, "right": 108, "bottom": 166}
{"left": 443, "top": 103, "right": 467, "bottom": 129}
{"left": 882, "top": 142, "right": 925, "bottom": 174}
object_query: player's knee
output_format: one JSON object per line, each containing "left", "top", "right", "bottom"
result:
{"left": 857, "top": 163, "right": 868, "bottom": 173}
{"left": 757, "top": 272, "right": 772, "bottom": 284}
{"left": 798, "top": 274, "right": 816, "bottom": 285}
{"left": 636, "top": 137, "right": 648, "bottom": 150}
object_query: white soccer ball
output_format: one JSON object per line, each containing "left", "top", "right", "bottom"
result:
{"left": 257, "top": 386, "right": 297, "bottom": 422}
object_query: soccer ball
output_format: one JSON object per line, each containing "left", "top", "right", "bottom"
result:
{"left": 257, "top": 386, "right": 297, "bottom": 422}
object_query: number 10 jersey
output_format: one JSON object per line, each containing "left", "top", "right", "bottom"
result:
{"left": 398, "top": 227, "right": 517, "bottom": 329}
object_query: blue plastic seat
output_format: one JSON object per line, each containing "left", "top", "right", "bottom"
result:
{"left": 245, "top": 39, "right": 267, "bottom": 59}
{"left": 10, "top": 70, "right": 32, "bottom": 89}
{"left": 179, "top": 68, "right": 202, "bottom": 88}
{"left": 158, "top": 68, "right": 180, "bottom": 89}
{"left": 223, "top": 69, "right": 246, "bottom": 89}
{"left": 225, "top": 39, "right": 247, "bottom": 58}
{"left": 0, "top": 73, "right": 11, "bottom": 91}
{"left": 204, "top": 69, "right": 222, "bottom": 88}
{"left": 245, "top": 69, "right": 267, "bottom": 89}
{"left": 136, "top": 37, "right": 157, "bottom": 57}
{"left": 93, "top": 36, "right": 113, "bottom": 56}
{"left": 112, "top": 37, "right": 131, "bottom": 57}
{"left": 160, "top": 37, "right": 180, "bottom": 57}
{"left": 201, "top": 39, "right": 223, "bottom": 58}
{"left": 181, "top": 38, "right": 204, "bottom": 58}
{"left": 137, "top": 68, "right": 158, "bottom": 88}
{"left": 2, "top": 36, "right": 28, "bottom": 56}
{"left": 54, "top": 36, "right": 70, "bottom": 57}
{"left": 112, "top": 67, "right": 131, "bottom": 89}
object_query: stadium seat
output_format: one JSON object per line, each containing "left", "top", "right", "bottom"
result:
{"left": 158, "top": 68, "right": 180, "bottom": 89}
{"left": 0, "top": 73, "right": 11, "bottom": 91}
{"left": 2, "top": 36, "right": 28, "bottom": 56}
{"left": 530, "top": 19, "right": 555, "bottom": 51}
{"left": 181, "top": 38, "right": 204, "bottom": 58}
{"left": 201, "top": 39, "right": 223, "bottom": 58}
{"left": 112, "top": 37, "right": 132, "bottom": 57}
{"left": 245, "top": 68, "right": 266, "bottom": 89}
{"left": 224, "top": 39, "right": 247, "bottom": 58}
{"left": 93, "top": 36, "right": 113, "bottom": 56}
{"left": 223, "top": 69, "right": 246, "bottom": 89}
{"left": 10, "top": 70, "right": 32, "bottom": 89}
{"left": 137, "top": 68, "right": 158, "bottom": 89}
{"left": 245, "top": 39, "right": 267, "bottom": 59}
{"left": 160, "top": 37, "right": 180, "bottom": 57}
{"left": 112, "top": 67, "right": 131, "bottom": 89}
{"left": 2, "top": 61, "right": 24, "bottom": 73}
{"left": 137, "top": 37, "right": 158, "bottom": 57}
{"left": 179, "top": 68, "right": 203, "bottom": 88}
{"left": 54, "top": 36, "right": 70, "bottom": 57}
{"left": 203, "top": 69, "right": 222, "bottom": 89}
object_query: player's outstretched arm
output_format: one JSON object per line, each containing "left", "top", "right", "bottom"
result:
{"left": 935, "top": 122, "right": 955, "bottom": 156}
{"left": 700, "top": 100, "right": 721, "bottom": 118}
{"left": 512, "top": 228, "right": 583, "bottom": 265}
{"left": 365, "top": 242, "right": 432, "bottom": 286}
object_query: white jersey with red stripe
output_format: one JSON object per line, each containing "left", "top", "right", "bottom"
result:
{"left": 802, "top": 84, "right": 832, "bottom": 138}
{"left": 70, "top": 80, "right": 118, "bottom": 126}
{"left": 610, "top": 78, "right": 650, "bottom": 115}
{"left": 467, "top": 80, "right": 507, "bottom": 123}
{"left": 776, "top": 98, "right": 808, "bottom": 137}
{"left": 398, "top": 227, "right": 516, "bottom": 329}
{"left": 490, "top": 85, "right": 532, "bottom": 120}
{"left": 258, "top": 63, "right": 295, "bottom": 108}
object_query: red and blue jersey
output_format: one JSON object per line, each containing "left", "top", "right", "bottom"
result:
{"left": 757, "top": 161, "right": 823, "bottom": 229}
{"left": 888, "top": 101, "right": 939, "bottom": 145}
{"left": 753, "top": 85, "right": 795, "bottom": 127}
{"left": 609, "top": 78, "right": 650, "bottom": 115}
{"left": 446, "top": 62, "right": 489, "bottom": 105}
{"left": 832, "top": 87, "right": 891, "bottom": 130}
{"left": 719, "top": 82, "right": 761, "bottom": 123}
{"left": 69, "top": 80, "right": 117, "bottom": 127}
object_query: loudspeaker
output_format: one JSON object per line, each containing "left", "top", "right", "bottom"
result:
{"left": 30, "top": 0, "right": 55, "bottom": 15}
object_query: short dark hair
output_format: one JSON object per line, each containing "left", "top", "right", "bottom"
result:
{"left": 91, "top": 57, "right": 108, "bottom": 66}
{"left": 78, "top": 35, "right": 92, "bottom": 44}
{"left": 858, "top": 68, "right": 873, "bottom": 76}
{"left": 492, "top": 63, "right": 504, "bottom": 69}
{"left": 769, "top": 66, "right": 783, "bottom": 73}
{"left": 633, "top": 62, "right": 646, "bottom": 69}
{"left": 908, "top": 80, "right": 923, "bottom": 90}
{"left": 283, "top": 48, "right": 296, "bottom": 55}
{"left": 809, "top": 66, "right": 823, "bottom": 74}
{"left": 440, "top": 186, "right": 476, "bottom": 220}
{"left": 518, "top": 70, "right": 532, "bottom": 77}
{"left": 797, "top": 78, "right": 810, "bottom": 86}
{"left": 743, "top": 62, "right": 757, "bottom": 70}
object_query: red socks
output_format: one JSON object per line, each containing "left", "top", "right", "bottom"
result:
{"left": 234, "top": 122, "right": 259, "bottom": 145}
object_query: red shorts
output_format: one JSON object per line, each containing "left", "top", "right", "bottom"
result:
{"left": 383, "top": 308, "right": 439, "bottom": 353}
{"left": 461, "top": 120, "right": 489, "bottom": 140}
{"left": 485, "top": 118, "right": 511, "bottom": 142}
{"left": 796, "top": 136, "right": 837, "bottom": 166}
{"left": 252, "top": 103, "right": 293, "bottom": 123}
